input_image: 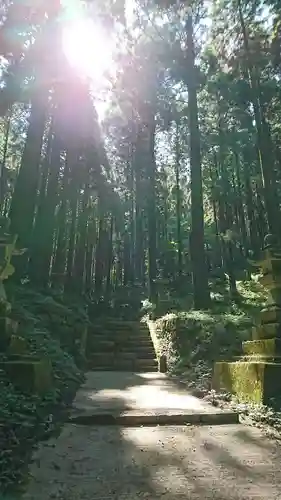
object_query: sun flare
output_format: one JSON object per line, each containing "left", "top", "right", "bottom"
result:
{"left": 62, "top": 18, "right": 113, "bottom": 81}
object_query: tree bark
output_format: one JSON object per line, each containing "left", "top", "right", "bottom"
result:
{"left": 186, "top": 10, "right": 210, "bottom": 308}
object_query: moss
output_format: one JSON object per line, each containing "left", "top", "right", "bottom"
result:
{"left": 0, "top": 358, "right": 52, "bottom": 393}
{"left": 158, "top": 354, "right": 167, "bottom": 373}
{"left": 147, "top": 320, "right": 160, "bottom": 356}
{"left": 261, "top": 308, "right": 281, "bottom": 324}
{"left": 213, "top": 360, "right": 281, "bottom": 404}
{"left": 242, "top": 338, "right": 281, "bottom": 357}
{"left": 8, "top": 334, "right": 28, "bottom": 355}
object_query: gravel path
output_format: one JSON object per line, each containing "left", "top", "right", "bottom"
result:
{"left": 22, "top": 372, "right": 281, "bottom": 499}
{"left": 71, "top": 371, "right": 223, "bottom": 416}
{"left": 23, "top": 424, "right": 281, "bottom": 499}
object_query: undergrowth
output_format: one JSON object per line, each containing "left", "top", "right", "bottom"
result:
{"left": 0, "top": 285, "right": 87, "bottom": 494}
{"left": 154, "top": 277, "right": 281, "bottom": 435}
{"left": 154, "top": 278, "right": 265, "bottom": 388}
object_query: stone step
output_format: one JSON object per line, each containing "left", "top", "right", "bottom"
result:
{"left": 134, "top": 358, "right": 158, "bottom": 368}
{"left": 118, "top": 349, "right": 155, "bottom": 358}
{"left": 88, "top": 343, "right": 155, "bottom": 352}
{"left": 91, "top": 321, "right": 148, "bottom": 329}
{"left": 90, "top": 332, "right": 151, "bottom": 341}
{"left": 121, "top": 336, "right": 153, "bottom": 342}
{"left": 89, "top": 353, "right": 115, "bottom": 365}
{"left": 87, "top": 319, "right": 156, "bottom": 372}
{"left": 94, "top": 320, "right": 146, "bottom": 327}
{"left": 119, "top": 341, "right": 154, "bottom": 347}
{"left": 88, "top": 340, "right": 115, "bottom": 351}
{"left": 89, "top": 365, "right": 158, "bottom": 372}
{"left": 89, "top": 335, "right": 153, "bottom": 345}
{"left": 92, "top": 325, "right": 148, "bottom": 334}
{"left": 115, "top": 338, "right": 153, "bottom": 347}
{"left": 88, "top": 358, "right": 158, "bottom": 372}
{"left": 119, "top": 352, "right": 155, "bottom": 361}
{"left": 69, "top": 410, "right": 239, "bottom": 426}
{"left": 89, "top": 339, "right": 154, "bottom": 349}
{"left": 89, "top": 350, "right": 156, "bottom": 363}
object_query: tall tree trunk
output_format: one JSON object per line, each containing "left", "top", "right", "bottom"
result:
{"left": 134, "top": 130, "right": 145, "bottom": 284}
{"left": 106, "top": 216, "right": 114, "bottom": 295}
{"left": 94, "top": 202, "right": 105, "bottom": 298}
{"left": 85, "top": 215, "right": 96, "bottom": 294}
{"left": 9, "top": 92, "right": 47, "bottom": 278}
{"left": 175, "top": 120, "right": 182, "bottom": 277}
{"left": 65, "top": 171, "right": 79, "bottom": 291}
{"left": 0, "top": 110, "right": 11, "bottom": 212}
{"left": 29, "top": 123, "right": 61, "bottom": 286}
{"left": 233, "top": 150, "right": 249, "bottom": 255}
{"left": 73, "top": 181, "right": 89, "bottom": 294}
{"left": 126, "top": 157, "right": 135, "bottom": 284}
{"left": 52, "top": 147, "right": 72, "bottom": 277}
{"left": 238, "top": 0, "right": 279, "bottom": 237}
{"left": 186, "top": 9, "right": 210, "bottom": 308}
{"left": 242, "top": 146, "right": 261, "bottom": 253}
{"left": 123, "top": 230, "right": 131, "bottom": 286}
{"left": 146, "top": 118, "right": 157, "bottom": 304}
{"left": 208, "top": 156, "right": 222, "bottom": 268}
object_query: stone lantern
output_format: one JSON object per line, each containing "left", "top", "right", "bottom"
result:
{"left": 213, "top": 234, "right": 281, "bottom": 404}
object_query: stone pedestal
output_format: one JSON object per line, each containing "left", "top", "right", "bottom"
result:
{"left": 0, "top": 216, "right": 52, "bottom": 393}
{"left": 158, "top": 354, "right": 167, "bottom": 373}
{"left": 213, "top": 237, "right": 281, "bottom": 404}
{"left": 0, "top": 357, "right": 52, "bottom": 393}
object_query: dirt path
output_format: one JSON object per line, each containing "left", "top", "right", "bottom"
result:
{"left": 22, "top": 372, "right": 281, "bottom": 499}
{"left": 70, "top": 371, "right": 235, "bottom": 420}
{"left": 23, "top": 424, "right": 281, "bottom": 499}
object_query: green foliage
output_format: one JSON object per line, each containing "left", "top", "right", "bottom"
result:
{"left": 0, "top": 287, "right": 86, "bottom": 493}
{"left": 154, "top": 278, "right": 265, "bottom": 390}
{"left": 0, "top": 372, "right": 58, "bottom": 492}
{"left": 8, "top": 285, "right": 89, "bottom": 366}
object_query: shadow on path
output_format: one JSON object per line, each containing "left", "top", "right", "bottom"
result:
{"left": 71, "top": 371, "right": 220, "bottom": 417}
{"left": 23, "top": 382, "right": 281, "bottom": 500}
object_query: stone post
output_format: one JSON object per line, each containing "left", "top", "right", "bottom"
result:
{"left": 213, "top": 234, "right": 281, "bottom": 403}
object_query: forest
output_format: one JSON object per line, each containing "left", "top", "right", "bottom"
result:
{"left": 0, "top": 0, "right": 280, "bottom": 306}
{"left": 0, "top": 0, "right": 281, "bottom": 493}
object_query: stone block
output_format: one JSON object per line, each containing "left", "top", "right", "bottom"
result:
{"left": 0, "top": 301, "right": 11, "bottom": 316}
{"left": 0, "top": 357, "right": 52, "bottom": 393}
{"left": 7, "top": 334, "right": 28, "bottom": 355}
{"left": 243, "top": 338, "right": 281, "bottom": 357}
{"left": 0, "top": 317, "right": 13, "bottom": 350}
{"left": 261, "top": 307, "right": 281, "bottom": 325}
{"left": 213, "top": 360, "right": 281, "bottom": 404}
{"left": 158, "top": 354, "right": 167, "bottom": 373}
{"left": 258, "top": 273, "right": 280, "bottom": 289}
{"left": 253, "top": 322, "right": 281, "bottom": 340}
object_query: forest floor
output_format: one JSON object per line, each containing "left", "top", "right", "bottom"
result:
{"left": 22, "top": 371, "right": 281, "bottom": 500}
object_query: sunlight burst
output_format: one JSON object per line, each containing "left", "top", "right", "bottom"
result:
{"left": 62, "top": 18, "right": 113, "bottom": 81}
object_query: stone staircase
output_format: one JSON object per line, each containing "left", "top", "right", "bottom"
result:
{"left": 87, "top": 320, "right": 158, "bottom": 372}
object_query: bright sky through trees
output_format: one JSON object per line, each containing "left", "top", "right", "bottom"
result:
{"left": 62, "top": 18, "right": 113, "bottom": 81}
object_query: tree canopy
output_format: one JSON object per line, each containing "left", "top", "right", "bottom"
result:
{"left": 0, "top": 0, "right": 279, "bottom": 308}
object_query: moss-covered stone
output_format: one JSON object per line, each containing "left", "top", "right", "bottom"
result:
{"left": 261, "top": 307, "right": 281, "bottom": 325}
{"left": 8, "top": 334, "right": 28, "bottom": 355}
{"left": 243, "top": 338, "right": 281, "bottom": 357}
{"left": 213, "top": 360, "right": 281, "bottom": 403}
{"left": 158, "top": 354, "right": 167, "bottom": 373}
{"left": 0, "top": 358, "right": 52, "bottom": 393}
{"left": 259, "top": 273, "right": 280, "bottom": 288}
{"left": 253, "top": 322, "right": 281, "bottom": 339}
